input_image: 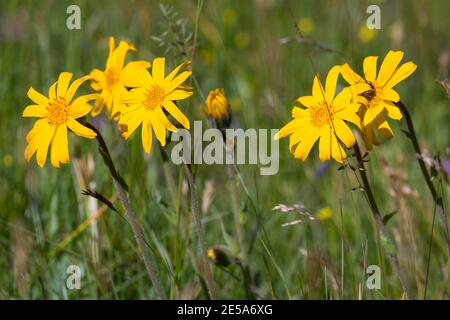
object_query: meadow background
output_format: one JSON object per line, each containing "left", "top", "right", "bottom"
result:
{"left": 0, "top": 0, "right": 449, "bottom": 299}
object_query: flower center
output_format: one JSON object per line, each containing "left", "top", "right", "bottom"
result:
{"left": 361, "top": 82, "right": 382, "bottom": 109}
{"left": 105, "top": 68, "right": 120, "bottom": 88}
{"left": 47, "top": 97, "right": 69, "bottom": 126}
{"left": 145, "top": 85, "right": 165, "bottom": 110}
{"left": 309, "top": 103, "right": 333, "bottom": 128}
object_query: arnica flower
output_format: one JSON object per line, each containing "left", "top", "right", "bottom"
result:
{"left": 90, "top": 37, "right": 150, "bottom": 118}
{"left": 202, "top": 88, "right": 231, "bottom": 122}
{"left": 118, "top": 57, "right": 192, "bottom": 153}
{"left": 341, "top": 50, "right": 417, "bottom": 149}
{"left": 274, "top": 66, "right": 362, "bottom": 163}
{"left": 23, "top": 72, "right": 97, "bottom": 168}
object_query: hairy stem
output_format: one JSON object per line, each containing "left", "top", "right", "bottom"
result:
{"left": 353, "top": 142, "right": 411, "bottom": 299}
{"left": 396, "top": 101, "right": 449, "bottom": 256}
{"left": 83, "top": 121, "right": 167, "bottom": 299}
{"left": 183, "top": 163, "right": 216, "bottom": 299}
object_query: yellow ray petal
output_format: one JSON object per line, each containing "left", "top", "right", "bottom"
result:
{"left": 23, "top": 105, "right": 47, "bottom": 118}
{"left": 154, "top": 107, "right": 177, "bottom": 132}
{"left": 27, "top": 87, "right": 49, "bottom": 105}
{"left": 150, "top": 114, "right": 167, "bottom": 146}
{"left": 292, "top": 106, "right": 308, "bottom": 118}
{"left": 325, "top": 66, "right": 340, "bottom": 103}
{"left": 377, "top": 50, "right": 404, "bottom": 86}
{"left": 121, "top": 61, "right": 152, "bottom": 88}
{"left": 319, "top": 127, "right": 332, "bottom": 161}
{"left": 385, "top": 61, "right": 417, "bottom": 89}
{"left": 340, "top": 64, "right": 363, "bottom": 85}
{"left": 297, "top": 95, "right": 316, "bottom": 108}
{"left": 332, "top": 119, "right": 355, "bottom": 148}
{"left": 334, "top": 109, "right": 361, "bottom": 129}
{"left": 166, "top": 90, "right": 193, "bottom": 101}
{"left": 293, "top": 130, "right": 320, "bottom": 161}
{"left": 166, "top": 61, "right": 192, "bottom": 81}
{"left": 107, "top": 40, "right": 136, "bottom": 71}
{"left": 162, "top": 100, "right": 190, "bottom": 129}
{"left": 164, "top": 70, "right": 192, "bottom": 93}
{"left": 49, "top": 81, "right": 58, "bottom": 100}
{"left": 67, "top": 118, "right": 96, "bottom": 139}
{"left": 119, "top": 108, "right": 145, "bottom": 139}
{"left": 330, "top": 132, "right": 346, "bottom": 163}
{"left": 152, "top": 57, "right": 165, "bottom": 81}
{"left": 57, "top": 72, "right": 73, "bottom": 98}
{"left": 69, "top": 102, "right": 92, "bottom": 119}
{"left": 363, "top": 56, "right": 378, "bottom": 82}
{"left": 141, "top": 120, "right": 153, "bottom": 154}
{"left": 312, "top": 75, "right": 326, "bottom": 102}
{"left": 66, "top": 75, "right": 90, "bottom": 103}
{"left": 26, "top": 119, "right": 50, "bottom": 142}
{"left": 50, "top": 125, "right": 69, "bottom": 168}
{"left": 382, "top": 101, "right": 403, "bottom": 120}
{"left": 363, "top": 104, "right": 384, "bottom": 125}
{"left": 381, "top": 88, "right": 400, "bottom": 102}
{"left": 36, "top": 125, "right": 55, "bottom": 167}
{"left": 274, "top": 118, "right": 307, "bottom": 140}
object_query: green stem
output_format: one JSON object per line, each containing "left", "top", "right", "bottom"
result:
{"left": 84, "top": 121, "right": 167, "bottom": 299}
{"left": 353, "top": 142, "right": 411, "bottom": 299}
{"left": 396, "top": 101, "right": 449, "bottom": 256}
{"left": 183, "top": 163, "right": 217, "bottom": 299}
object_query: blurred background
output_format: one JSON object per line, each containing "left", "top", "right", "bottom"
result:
{"left": 0, "top": 0, "right": 449, "bottom": 299}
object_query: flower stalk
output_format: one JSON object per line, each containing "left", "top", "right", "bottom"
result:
{"left": 83, "top": 121, "right": 167, "bottom": 299}
{"left": 183, "top": 163, "right": 217, "bottom": 299}
{"left": 396, "top": 100, "right": 450, "bottom": 256}
{"left": 353, "top": 142, "right": 411, "bottom": 299}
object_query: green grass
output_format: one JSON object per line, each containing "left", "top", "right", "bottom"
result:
{"left": 0, "top": 0, "right": 449, "bottom": 299}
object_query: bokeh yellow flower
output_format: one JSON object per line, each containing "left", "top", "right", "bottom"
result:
{"left": 341, "top": 50, "right": 417, "bottom": 149}
{"left": 118, "top": 57, "right": 192, "bottom": 153}
{"left": 358, "top": 25, "right": 377, "bottom": 43}
{"left": 23, "top": 72, "right": 97, "bottom": 168}
{"left": 202, "top": 88, "right": 230, "bottom": 121}
{"left": 298, "top": 17, "right": 315, "bottom": 36}
{"left": 90, "top": 37, "right": 150, "bottom": 118}
{"left": 316, "top": 207, "right": 332, "bottom": 220}
{"left": 275, "top": 66, "right": 362, "bottom": 163}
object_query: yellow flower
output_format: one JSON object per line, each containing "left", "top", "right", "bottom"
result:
{"left": 358, "top": 25, "right": 376, "bottom": 43}
{"left": 202, "top": 88, "right": 230, "bottom": 121}
{"left": 118, "top": 57, "right": 192, "bottom": 153}
{"left": 316, "top": 207, "right": 332, "bottom": 220}
{"left": 298, "top": 17, "right": 315, "bottom": 36}
{"left": 23, "top": 72, "right": 97, "bottom": 168}
{"left": 341, "top": 50, "right": 417, "bottom": 149}
{"left": 90, "top": 37, "right": 150, "bottom": 118}
{"left": 275, "top": 66, "right": 361, "bottom": 163}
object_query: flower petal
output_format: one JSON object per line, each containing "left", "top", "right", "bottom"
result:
{"left": 385, "top": 61, "right": 417, "bottom": 89}
{"left": 152, "top": 57, "right": 165, "bottom": 81}
{"left": 162, "top": 100, "right": 190, "bottom": 129}
{"left": 382, "top": 101, "right": 403, "bottom": 120}
{"left": 325, "top": 65, "right": 340, "bottom": 103}
{"left": 150, "top": 113, "right": 167, "bottom": 146}
{"left": 332, "top": 119, "right": 356, "bottom": 148}
{"left": 377, "top": 50, "right": 404, "bottom": 86}
{"left": 121, "top": 61, "right": 152, "bottom": 88}
{"left": 57, "top": 72, "right": 73, "bottom": 98}
{"left": 141, "top": 120, "right": 153, "bottom": 154}
{"left": 164, "top": 71, "right": 192, "bottom": 93}
{"left": 49, "top": 81, "right": 57, "bottom": 100}
{"left": 312, "top": 75, "right": 326, "bottom": 102}
{"left": 67, "top": 118, "right": 97, "bottom": 139}
{"left": 27, "top": 87, "right": 48, "bottom": 105}
{"left": 319, "top": 127, "right": 332, "bottom": 161}
{"left": 166, "top": 90, "right": 193, "bottom": 101}
{"left": 340, "top": 64, "right": 363, "bottom": 85}
{"left": 23, "top": 105, "right": 47, "bottom": 118}
{"left": 36, "top": 125, "right": 55, "bottom": 167}
{"left": 363, "top": 56, "right": 378, "bottom": 82}
{"left": 50, "top": 124, "right": 69, "bottom": 168}
{"left": 297, "top": 96, "right": 316, "bottom": 108}
{"left": 381, "top": 88, "right": 400, "bottom": 102}
{"left": 274, "top": 118, "right": 307, "bottom": 140}
{"left": 66, "top": 75, "right": 90, "bottom": 103}
{"left": 166, "top": 61, "right": 192, "bottom": 81}
{"left": 293, "top": 130, "right": 319, "bottom": 161}
{"left": 69, "top": 102, "right": 92, "bottom": 119}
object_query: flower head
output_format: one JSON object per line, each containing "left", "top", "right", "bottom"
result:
{"left": 275, "top": 66, "right": 361, "bottom": 163}
{"left": 90, "top": 37, "right": 150, "bottom": 118}
{"left": 202, "top": 88, "right": 231, "bottom": 121}
{"left": 341, "top": 50, "right": 417, "bottom": 149}
{"left": 118, "top": 57, "right": 192, "bottom": 153}
{"left": 23, "top": 72, "right": 97, "bottom": 168}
